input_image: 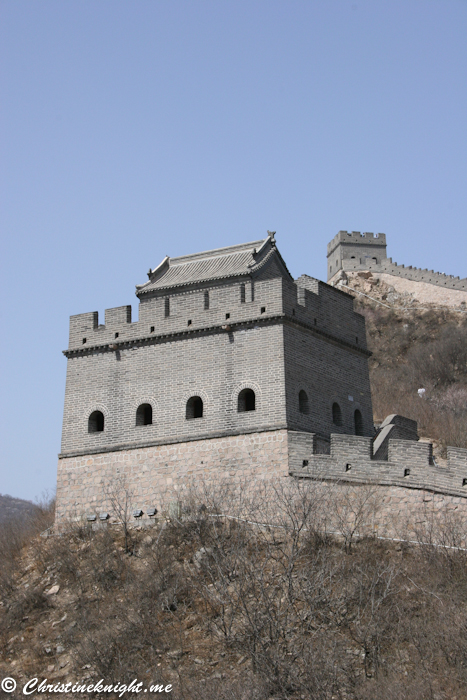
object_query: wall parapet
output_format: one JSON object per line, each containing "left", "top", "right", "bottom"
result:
{"left": 289, "top": 431, "right": 467, "bottom": 498}
{"left": 338, "top": 258, "right": 467, "bottom": 291}
{"left": 327, "top": 231, "right": 387, "bottom": 257}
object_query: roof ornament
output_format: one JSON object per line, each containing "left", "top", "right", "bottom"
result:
{"left": 267, "top": 230, "right": 276, "bottom": 245}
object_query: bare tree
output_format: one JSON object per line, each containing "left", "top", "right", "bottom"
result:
{"left": 328, "top": 482, "right": 382, "bottom": 552}
{"left": 103, "top": 474, "right": 135, "bottom": 553}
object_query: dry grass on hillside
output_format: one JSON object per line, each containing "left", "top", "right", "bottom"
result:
{"left": 349, "top": 286, "right": 467, "bottom": 452}
{"left": 2, "top": 482, "right": 467, "bottom": 700}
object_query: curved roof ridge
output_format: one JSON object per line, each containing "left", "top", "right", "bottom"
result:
{"left": 170, "top": 238, "right": 266, "bottom": 265}
{"left": 136, "top": 233, "right": 290, "bottom": 295}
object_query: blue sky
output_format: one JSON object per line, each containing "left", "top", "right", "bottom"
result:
{"left": 1, "top": 0, "right": 466, "bottom": 502}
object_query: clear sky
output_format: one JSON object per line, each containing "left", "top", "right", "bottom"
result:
{"left": 1, "top": 0, "right": 466, "bottom": 502}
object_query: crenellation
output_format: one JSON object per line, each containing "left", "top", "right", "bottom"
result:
{"left": 69, "top": 311, "right": 99, "bottom": 347}
{"left": 289, "top": 431, "right": 467, "bottom": 497}
{"left": 105, "top": 305, "right": 132, "bottom": 326}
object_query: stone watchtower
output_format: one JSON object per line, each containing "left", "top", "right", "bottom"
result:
{"left": 327, "top": 231, "right": 387, "bottom": 282}
{"left": 56, "top": 232, "right": 374, "bottom": 523}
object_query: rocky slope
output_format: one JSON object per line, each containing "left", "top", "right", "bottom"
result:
{"left": 2, "top": 486, "right": 467, "bottom": 700}
{"left": 333, "top": 271, "right": 467, "bottom": 454}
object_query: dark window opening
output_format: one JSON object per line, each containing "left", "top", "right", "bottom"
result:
{"left": 314, "top": 318, "right": 317, "bottom": 325}
{"left": 136, "top": 403, "right": 153, "bottom": 426}
{"left": 351, "top": 256, "right": 356, "bottom": 259}
{"left": 114, "top": 332, "right": 119, "bottom": 339}
{"left": 240, "top": 283, "right": 246, "bottom": 303}
{"left": 299, "top": 390, "right": 309, "bottom": 415}
{"left": 204, "top": 290, "right": 209, "bottom": 310}
{"left": 404, "top": 468, "right": 410, "bottom": 477}
{"left": 345, "top": 463, "right": 351, "bottom": 472}
{"left": 82, "top": 338, "right": 87, "bottom": 344}
{"left": 330, "top": 265, "right": 332, "bottom": 272}
{"left": 354, "top": 409, "right": 364, "bottom": 436}
{"left": 187, "top": 319, "right": 192, "bottom": 326}
{"left": 463, "top": 478, "right": 467, "bottom": 487}
{"left": 302, "top": 460, "right": 309, "bottom": 467}
{"left": 238, "top": 388, "right": 256, "bottom": 412}
{"left": 355, "top": 337, "right": 359, "bottom": 344}
{"left": 225, "top": 313, "right": 230, "bottom": 320}
{"left": 261, "top": 306, "right": 266, "bottom": 314}
{"left": 186, "top": 396, "right": 203, "bottom": 419}
{"left": 88, "top": 410, "right": 104, "bottom": 433}
{"left": 292, "top": 308, "right": 295, "bottom": 316}
{"left": 332, "top": 402, "right": 342, "bottom": 426}
{"left": 150, "top": 326, "right": 155, "bottom": 333}
{"left": 164, "top": 298, "right": 170, "bottom": 317}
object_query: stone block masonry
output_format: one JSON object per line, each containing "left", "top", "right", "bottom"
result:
{"left": 56, "top": 429, "right": 289, "bottom": 523}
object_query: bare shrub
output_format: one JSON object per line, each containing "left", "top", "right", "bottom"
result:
{"left": 4, "top": 480, "right": 467, "bottom": 699}
{"left": 103, "top": 474, "right": 136, "bottom": 553}
{"left": 326, "top": 483, "right": 382, "bottom": 552}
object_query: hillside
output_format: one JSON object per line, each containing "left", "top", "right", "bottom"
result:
{"left": 1, "top": 483, "right": 467, "bottom": 700}
{"left": 336, "top": 271, "right": 467, "bottom": 455}
{"left": 0, "top": 495, "right": 43, "bottom": 525}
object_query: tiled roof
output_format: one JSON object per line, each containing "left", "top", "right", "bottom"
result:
{"left": 136, "top": 234, "right": 290, "bottom": 294}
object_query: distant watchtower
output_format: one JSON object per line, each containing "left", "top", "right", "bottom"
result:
{"left": 327, "top": 231, "right": 387, "bottom": 282}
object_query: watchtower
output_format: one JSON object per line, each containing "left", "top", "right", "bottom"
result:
{"left": 56, "top": 232, "right": 375, "bottom": 523}
{"left": 327, "top": 231, "right": 387, "bottom": 281}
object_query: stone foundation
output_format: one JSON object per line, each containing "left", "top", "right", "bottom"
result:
{"left": 56, "top": 429, "right": 289, "bottom": 523}
{"left": 56, "top": 427, "right": 467, "bottom": 547}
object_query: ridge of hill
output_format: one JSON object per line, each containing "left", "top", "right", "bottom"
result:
{"left": 0, "top": 495, "right": 43, "bottom": 525}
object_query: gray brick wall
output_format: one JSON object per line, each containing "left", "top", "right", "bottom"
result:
{"left": 61, "top": 322, "right": 288, "bottom": 456}
{"left": 289, "top": 431, "right": 467, "bottom": 498}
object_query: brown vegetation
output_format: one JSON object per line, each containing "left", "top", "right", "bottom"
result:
{"left": 351, "top": 291, "right": 467, "bottom": 453}
{"left": 1, "top": 482, "right": 467, "bottom": 699}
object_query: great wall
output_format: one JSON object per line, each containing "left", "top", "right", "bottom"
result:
{"left": 55, "top": 231, "right": 467, "bottom": 536}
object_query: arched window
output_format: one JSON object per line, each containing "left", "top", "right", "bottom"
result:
{"left": 238, "top": 388, "right": 255, "bottom": 412}
{"left": 88, "top": 410, "right": 104, "bottom": 433}
{"left": 354, "top": 409, "right": 364, "bottom": 436}
{"left": 186, "top": 396, "right": 203, "bottom": 419}
{"left": 298, "top": 390, "right": 309, "bottom": 415}
{"left": 136, "top": 403, "right": 152, "bottom": 426}
{"left": 332, "top": 402, "right": 342, "bottom": 427}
